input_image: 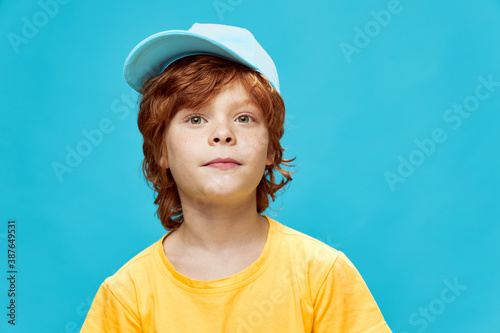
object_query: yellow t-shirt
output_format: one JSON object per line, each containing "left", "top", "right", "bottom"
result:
{"left": 81, "top": 215, "right": 392, "bottom": 332}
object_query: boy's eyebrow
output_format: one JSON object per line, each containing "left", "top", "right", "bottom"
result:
{"left": 230, "top": 98, "right": 259, "bottom": 108}
{"left": 183, "top": 99, "right": 260, "bottom": 113}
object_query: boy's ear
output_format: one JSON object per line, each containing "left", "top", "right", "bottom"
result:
{"left": 158, "top": 154, "right": 169, "bottom": 169}
{"left": 266, "top": 147, "right": 275, "bottom": 166}
{"left": 156, "top": 141, "right": 169, "bottom": 169}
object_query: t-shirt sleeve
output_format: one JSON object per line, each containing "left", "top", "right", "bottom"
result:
{"left": 312, "top": 251, "right": 392, "bottom": 333}
{"left": 80, "top": 281, "right": 142, "bottom": 333}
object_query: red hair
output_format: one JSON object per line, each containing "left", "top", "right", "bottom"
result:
{"left": 137, "top": 55, "right": 295, "bottom": 231}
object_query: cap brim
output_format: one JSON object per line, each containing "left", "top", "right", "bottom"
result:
{"left": 123, "top": 30, "right": 261, "bottom": 92}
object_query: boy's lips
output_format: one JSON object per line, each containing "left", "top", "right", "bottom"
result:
{"left": 203, "top": 158, "right": 241, "bottom": 167}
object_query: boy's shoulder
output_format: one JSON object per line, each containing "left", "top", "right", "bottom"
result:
{"left": 271, "top": 217, "right": 354, "bottom": 293}
{"left": 102, "top": 236, "right": 162, "bottom": 291}
{"left": 272, "top": 217, "right": 342, "bottom": 267}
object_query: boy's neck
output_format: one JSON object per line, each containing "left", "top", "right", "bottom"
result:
{"left": 170, "top": 201, "right": 268, "bottom": 257}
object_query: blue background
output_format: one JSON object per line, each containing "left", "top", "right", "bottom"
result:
{"left": 1, "top": 0, "right": 499, "bottom": 332}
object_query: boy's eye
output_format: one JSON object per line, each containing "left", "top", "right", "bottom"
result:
{"left": 237, "top": 115, "right": 251, "bottom": 123}
{"left": 188, "top": 116, "right": 205, "bottom": 125}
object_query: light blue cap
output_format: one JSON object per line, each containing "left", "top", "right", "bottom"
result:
{"left": 123, "top": 23, "right": 280, "bottom": 93}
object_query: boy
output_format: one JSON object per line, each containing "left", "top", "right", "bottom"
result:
{"left": 81, "top": 23, "right": 392, "bottom": 332}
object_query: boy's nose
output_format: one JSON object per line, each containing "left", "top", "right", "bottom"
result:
{"left": 213, "top": 136, "right": 232, "bottom": 143}
{"left": 210, "top": 123, "right": 235, "bottom": 145}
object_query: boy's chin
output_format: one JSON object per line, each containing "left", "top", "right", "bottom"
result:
{"left": 189, "top": 188, "right": 256, "bottom": 204}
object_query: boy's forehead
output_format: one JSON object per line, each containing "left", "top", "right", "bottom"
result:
{"left": 179, "top": 81, "right": 262, "bottom": 112}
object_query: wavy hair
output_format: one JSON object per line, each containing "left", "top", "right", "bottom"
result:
{"left": 137, "top": 55, "right": 295, "bottom": 231}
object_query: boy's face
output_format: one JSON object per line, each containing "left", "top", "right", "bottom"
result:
{"left": 158, "top": 79, "right": 274, "bottom": 206}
